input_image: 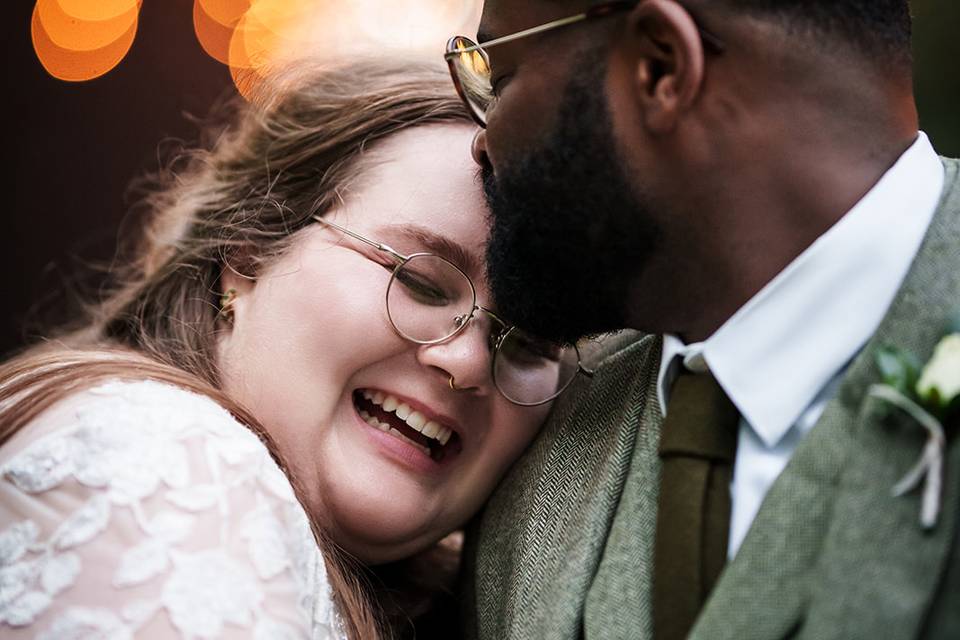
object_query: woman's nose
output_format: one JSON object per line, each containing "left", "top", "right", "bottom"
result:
{"left": 416, "top": 317, "right": 494, "bottom": 394}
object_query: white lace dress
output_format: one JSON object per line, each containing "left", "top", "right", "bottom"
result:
{"left": 0, "top": 379, "right": 345, "bottom": 639}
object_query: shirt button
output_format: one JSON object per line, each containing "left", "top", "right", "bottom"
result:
{"left": 683, "top": 351, "right": 709, "bottom": 373}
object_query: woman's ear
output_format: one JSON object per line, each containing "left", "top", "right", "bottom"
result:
{"left": 218, "top": 264, "right": 255, "bottom": 328}
{"left": 624, "top": 0, "right": 705, "bottom": 134}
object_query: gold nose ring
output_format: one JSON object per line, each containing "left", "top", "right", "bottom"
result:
{"left": 449, "top": 375, "right": 463, "bottom": 391}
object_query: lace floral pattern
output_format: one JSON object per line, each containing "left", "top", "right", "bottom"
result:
{"left": 0, "top": 380, "right": 344, "bottom": 639}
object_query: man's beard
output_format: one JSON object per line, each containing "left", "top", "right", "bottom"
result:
{"left": 484, "top": 50, "right": 661, "bottom": 345}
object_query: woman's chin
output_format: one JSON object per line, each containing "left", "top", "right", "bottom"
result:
{"left": 317, "top": 468, "right": 451, "bottom": 564}
{"left": 328, "top": 514, "right": 442, "bottom": 566}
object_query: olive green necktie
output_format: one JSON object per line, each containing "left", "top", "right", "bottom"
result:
{"left": 653, "top": 367, "right": 740, "bottom": 640}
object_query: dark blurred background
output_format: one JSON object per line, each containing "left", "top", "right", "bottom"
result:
{"left": 4, "top": 0, "right": 959, "bottom": 357}
{"left": 7, "top": 1, "right": 234, "bottom": 357}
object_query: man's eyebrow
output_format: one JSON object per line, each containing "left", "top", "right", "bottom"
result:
{"left": 384, "top": 224, "right": 483, "bottom": 276}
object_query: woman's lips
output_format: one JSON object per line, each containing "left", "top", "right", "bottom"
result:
{"left": 352, "top": 389, "right": 463, "bottom": 463}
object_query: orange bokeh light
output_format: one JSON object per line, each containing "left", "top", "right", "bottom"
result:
{"left": 193, "top": 0, "right": 238, "bottom": 65}
{"left": 229, "top": 0, "right": 317, "bottom": 69}
{"left": 55, "top": 0, "right": 140, "bottom": 22}
{"left": 223, "top": 0, "right": 309, "bottom": 97}
{"left": 31, "top": 3, "right": 138, "bottom": 81}
{"left": 221, "top": 0, "right": 481, "bottom": 98}
{"left": 198, "top": 0, "right": 250, "bottom": 28}
{"left": 32, "top": 0, "right": 483, "bottom": 93}
{"left": 36, "top": 0, "right": 139, "bottom": 52}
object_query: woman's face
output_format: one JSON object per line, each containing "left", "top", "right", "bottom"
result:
{"left": 220, "top": 124, "right": 551, "bottom": 564}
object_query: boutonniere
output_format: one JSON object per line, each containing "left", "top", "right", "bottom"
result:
{"left": 871, "top": 314, "right": 960, "bottom": 530}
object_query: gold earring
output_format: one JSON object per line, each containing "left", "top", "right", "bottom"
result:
{"left": 219, "top": 288, "right": 237, "bottom": 324}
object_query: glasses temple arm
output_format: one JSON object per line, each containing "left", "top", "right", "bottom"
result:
{"left": 446, "top": 6, "right": 723, "bottom": 56}
{"left": 448, "top": 12, "right": 590, "bottom": 55}
{"left": 313, "top": 215, "right": 409, "bottom": 262}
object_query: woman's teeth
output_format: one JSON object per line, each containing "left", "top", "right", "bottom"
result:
{"left": 358, "top": 410, "right": 432, "bottom": 456}
{"left": 360, "top": 390, "right": 454, "bottom": 446}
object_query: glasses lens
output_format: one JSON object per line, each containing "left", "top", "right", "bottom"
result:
{"left": 493, "top": 328, "right": 581, "bottom": 406}
{"left": 448, "top": 36, "right": 493, "bottom": 125}
{"left": 386, "top": 254, "right": 476, "bottom": 343}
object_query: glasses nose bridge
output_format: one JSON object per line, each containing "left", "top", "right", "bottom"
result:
{"left": 451, "top": 305, "right": 507, "bottom": 349}
{"left": 476, "top": 305, "right": 508, "bottom": 334}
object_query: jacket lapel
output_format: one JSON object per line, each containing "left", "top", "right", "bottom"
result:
{"left": 692, "top": 157, "right": 960, "bottom": 639}
{"left": 583, "top": 369, "right": 665, "bottom": 638}
{"left": 472, "top": 333, "right": 661, "bottom": 640}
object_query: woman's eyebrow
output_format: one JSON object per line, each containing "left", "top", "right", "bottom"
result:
{"left": 384, "top": 224, "right": 483, "bottom": 275}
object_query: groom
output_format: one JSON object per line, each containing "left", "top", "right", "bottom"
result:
{"left": 452, "top": 0, "right": 959, "bottom": 638}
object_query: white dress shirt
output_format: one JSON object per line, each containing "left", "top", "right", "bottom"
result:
{"left": 656, "top": 132, "right": 945, "bottom": 558}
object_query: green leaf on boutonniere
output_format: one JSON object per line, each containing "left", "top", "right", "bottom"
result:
{"left": 875, "top": 344, "right": 923, "bottom": 396}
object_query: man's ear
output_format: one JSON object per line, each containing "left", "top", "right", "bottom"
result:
{"left": 624, "top": 0, "right": 705, "bottom": 133}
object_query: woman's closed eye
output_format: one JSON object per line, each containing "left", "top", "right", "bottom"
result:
{"left": 393, "top": 266, "right": 451, "bottom": 306}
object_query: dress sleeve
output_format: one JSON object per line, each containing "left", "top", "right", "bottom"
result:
{"left": 0, "top": 380, "right": 344, "bottom": 640}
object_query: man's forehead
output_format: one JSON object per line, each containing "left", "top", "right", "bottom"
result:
{"left": 478, "top": 0, "right": 578, "bottom": 40}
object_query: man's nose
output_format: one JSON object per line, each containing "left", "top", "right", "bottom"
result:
{"left": 472, "top": 130, "right": 491, "bottom": 169}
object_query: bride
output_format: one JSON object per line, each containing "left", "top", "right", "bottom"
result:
{"left": 0, "top": 59, "right": 584, "bottom": 638}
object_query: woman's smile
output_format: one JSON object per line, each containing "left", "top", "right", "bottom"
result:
{"left": 352, "top": 387, "right": 464, "bottom": 468}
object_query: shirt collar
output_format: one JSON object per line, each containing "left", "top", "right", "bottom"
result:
{"left": 657, "top": 133, "right": 945, "bottom": 447}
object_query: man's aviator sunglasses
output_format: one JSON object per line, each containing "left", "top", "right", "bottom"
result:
{"left": 445, "top": 0, "right": 725, "bottom": 127}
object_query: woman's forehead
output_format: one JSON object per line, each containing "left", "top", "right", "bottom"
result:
{"left": 356, "top": 125, "right": 481, "bottom": 204}
{"left": 333, "top": 125, "right": 489, "bottom": 259}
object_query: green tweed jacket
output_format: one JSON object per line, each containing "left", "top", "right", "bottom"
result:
{"left": 464, "top": 157, "right": 960, "bottom": 640}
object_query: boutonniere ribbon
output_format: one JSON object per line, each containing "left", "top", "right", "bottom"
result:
{"left": 870, "top": 322, "right": 960, "bottom": 530}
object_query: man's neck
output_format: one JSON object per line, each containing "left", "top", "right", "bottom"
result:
{"left": 627, "top": 123, "right": 921, "bottom": 343}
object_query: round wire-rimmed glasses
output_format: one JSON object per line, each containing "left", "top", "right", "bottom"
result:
{"left": 314, "top": 216, "right": 593, "bottom": 406}
{"left": 444, "top": 0, "right": 725, "bottom": 127}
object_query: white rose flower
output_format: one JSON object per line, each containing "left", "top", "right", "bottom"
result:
{"left": 916, "top": 333, "right": 960, "bottom": 410}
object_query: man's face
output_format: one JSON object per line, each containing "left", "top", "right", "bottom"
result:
{"left": 479, "top": 3, "right": 662, "bottom": 344}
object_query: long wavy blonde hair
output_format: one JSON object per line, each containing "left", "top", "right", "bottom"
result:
{"left": 0, "top": 57, "right": 474, "bottom": 640}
